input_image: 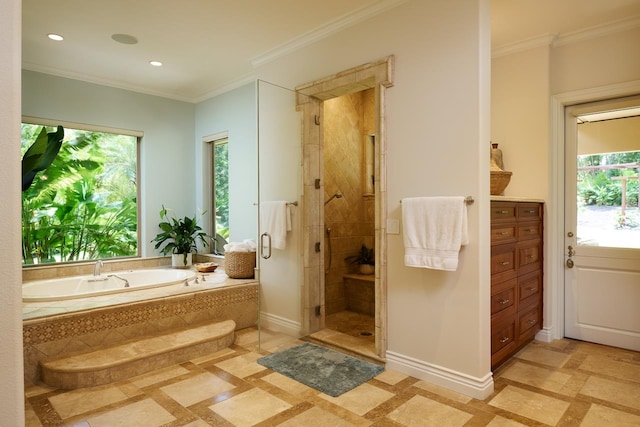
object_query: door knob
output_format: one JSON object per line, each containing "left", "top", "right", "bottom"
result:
{"left": 566, "top": 259, "right": 574, "bottom": 268}
{"left": 567, "top": 232, "right": 574, "bottom": 237}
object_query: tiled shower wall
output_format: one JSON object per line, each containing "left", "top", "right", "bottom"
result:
{"left": 323, "top": 89, "right": 375, "bottom": 315}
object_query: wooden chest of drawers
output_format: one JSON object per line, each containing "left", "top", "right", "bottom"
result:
{"left": 491, "top": 200, "right": 543, "bottom": 369}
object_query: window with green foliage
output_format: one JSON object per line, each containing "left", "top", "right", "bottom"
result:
{"left": 21, "top": 122, "right": 139, "bottom": 265}
{"left": 213, "top": 138, "right": 229, "bottom": 247}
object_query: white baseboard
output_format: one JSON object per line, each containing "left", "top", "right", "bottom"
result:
{"left": 535, "top": 326, "right": 554, "bottom": 343}
{"left": 259, "top": 312, "right": 302, "bottom": 337}
{"left": 385, "top": 351, "right": 494, "bottom": 400}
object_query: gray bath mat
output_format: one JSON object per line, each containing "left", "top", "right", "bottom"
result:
{"left": 257, "top": 342, "right": 384, "bottom": 397}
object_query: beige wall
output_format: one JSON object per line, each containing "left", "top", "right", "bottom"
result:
{"left": 491, "top": 46, "right": 550, "bottom": 200}
{"left": 0, "top": 0, "right": 26, "bottom": 423}
{"left": 256, "top": 0, "right": 493, "bottom": 395}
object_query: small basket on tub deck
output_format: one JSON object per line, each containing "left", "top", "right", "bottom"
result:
{"left": 224, "top": 251, "right": 256, "bottom": 279}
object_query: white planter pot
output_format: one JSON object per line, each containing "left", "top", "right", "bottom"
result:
{"left": 172, "top": 253, "right": 192, "bottom": 268}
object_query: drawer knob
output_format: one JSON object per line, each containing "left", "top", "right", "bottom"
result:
{"left": 499, "top": 261, "right": 510, "bottom": 266}
{"left": 500, "top": 337, "right": 510, "bottom": 343}
{"left": 525, "top": 210, "right": 536, "bottom": 213}
{"left": 526, "top": 287, "right": 536, "bottom": 292}
{"left": 499, "top": 231, "right": 510, "bottom": 235}
{"left": 527, "top": 319, "right": 536, "bottom": 325}
{"left": 499, "top": 299, "right": 510, "bottom": 305}
{"left": 527, "top": 255, "right": 535, "bottom": 259}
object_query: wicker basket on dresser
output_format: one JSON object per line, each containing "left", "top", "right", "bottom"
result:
{"left": 490, "top": 200, "right": 544, "bottom": 369}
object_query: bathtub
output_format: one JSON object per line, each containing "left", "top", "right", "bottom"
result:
{"left": 22, "top": 268, "right": 196, "bottom": 302}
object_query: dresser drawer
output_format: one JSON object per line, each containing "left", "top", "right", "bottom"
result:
{"left": 517, "top": 221, "right": 542, "bottom": 241}
{"left": 491, "top": 202, "right": 516, "bottom": 222}
{"left": 491, "top": 224, "right": 517, "bottom": 245}
{"left": 491, "top": 244, "right": 517, "bottom": 278}
{"left": 518, "top": 270, "right": 542, "bottom": 307}
{"left": 491, "top": 280, "right": 516, "bottom": 316}
{"left": 518, "top": 240, "right": 541, "bottom": 275}
{"left": 518, "top": 305, "right": 541, "bottom": 339}
{"left": 491, "top": 318, "right": 516, "bottom": 355}
{"left": 517, "top": 203, "right": 542, "bottom": 221}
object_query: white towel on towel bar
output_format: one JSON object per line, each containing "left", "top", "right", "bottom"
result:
{"left": 260, "top": 201, "right": 291, "bottom": 250}
{"left": 401, "top": 196, "right": 468, "bottom": 271}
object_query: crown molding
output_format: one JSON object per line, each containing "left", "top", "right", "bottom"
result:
{"left": 552, "top": 15, "right": 640, "bottom": 47}
{"left": 251, "top": 0, "right": 408, "bottom": 69}
{"left": 22, "top": 62, "right": 195, "bottom": 103}
{"left": 492, "top": 14, "right": 640, "bottom": 59}
{"left": 193, "top": 73, "right": 256, "bottom": 103}
{"left": 491, "top": 34, "right": 556, "bottom": 58}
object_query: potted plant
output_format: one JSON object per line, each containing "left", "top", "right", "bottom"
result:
{"left": 152, "top": 205, "right": 210, "bottom": 267}
{"left": 345, "top": 244, "right": 375, "bottom": 275}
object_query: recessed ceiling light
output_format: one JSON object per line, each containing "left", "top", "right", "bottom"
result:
{"left": 111, "top": 33, "right": 138, "bottom": 45}
{"left": 47, "top": 33, "right": 64, "bottom": 41}
{"left": 149, "top": 60, "right": 163, "bottom": 67}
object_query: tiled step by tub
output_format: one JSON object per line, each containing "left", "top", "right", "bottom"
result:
{"left": 40, "top": 319, "right": 236, "bottom": 389}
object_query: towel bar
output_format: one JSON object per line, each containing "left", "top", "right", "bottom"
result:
{"left": 254, "top": 201, "right": 298, "bottom": 206}
{"left": 400, "top": 196, "right": 474, "bottom": 205}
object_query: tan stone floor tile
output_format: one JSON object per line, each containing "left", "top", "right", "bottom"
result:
{"left": 48, "top": 385, "right": 129, "bottom": 419}
{"left": 515, "top": 346, "right": 571, "bottom": 368}
{"left": 375, "top": 368, "right": 408, "bottom": 385}
{"left": 579, "top": 354, "right": 640, "bottom": 383}
{"left": 580, "top": 375, "right": 640, "bottom": 410}
{"left": 486, "top": 415, "right": 528, "bottom": 426}
{"left": 489, "top": 385, "right": 570, "bottom": 425}
{"left": 319, "top": 382, "right": 395, "bottom": 416}
{"left": 80, "top": 398, "right": 176, "bottom": 427}
{"left": 160, "top": 372, "right": 235, "bottom": 407}
{"left": 209, "top": 387, "right": 291, "bottom": 425}
{"left": 261, "top": 372, "right": 318, "bottom": 396}
{"left": 178, "top": 419, "right": 211, "bottom": 427}
{"left": 278, "top": 406, "right": 361, "bottom": 426}
{"left": 580, "top": 403, "right": 640, "bottom": 426}
{"left": 214, "top": 351, "right": 266, "bottom": 378}
{"left": 25, "top": 384, "right": 55, "bottom": 398}
{"left": 387, "top": 394, "right": 473, "bottom": 426}
{"left": 413, "top": 380, "right": 473, "bottom": 404}
{"left": 131, "top": 365, "right": 191, "bottom": 388}
{"left": 499, "top": 361, "right": 572, "bottom": 393}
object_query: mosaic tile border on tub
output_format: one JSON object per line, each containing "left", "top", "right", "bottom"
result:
{"left": 23, "top": 283, "right": 258, "bottom": 345}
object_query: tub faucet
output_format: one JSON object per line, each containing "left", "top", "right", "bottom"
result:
{"left": 93, "top": 260, "right": 104, "bottom": 277}
{"left": 107, "top": 274, "right": 129, "bottom": 288}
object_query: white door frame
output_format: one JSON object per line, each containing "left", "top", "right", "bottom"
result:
{"left": 548, "top": 79, "right": 640, "bottom": 342}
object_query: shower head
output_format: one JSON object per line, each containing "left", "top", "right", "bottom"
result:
{"left": 324, "top": 192, "right": 343, "bottom": 206}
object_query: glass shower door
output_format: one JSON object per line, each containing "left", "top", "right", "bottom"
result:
{"left": 257, "top": 80, "right": 308, "bottom": 346}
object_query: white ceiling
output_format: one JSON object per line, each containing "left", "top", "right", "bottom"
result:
{"left": 22, "top": 0, "right": 640, "bottom": 103}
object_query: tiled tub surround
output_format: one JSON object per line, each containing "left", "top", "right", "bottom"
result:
{"left": 22, "top": 257, "right": 258, "bottom": 386}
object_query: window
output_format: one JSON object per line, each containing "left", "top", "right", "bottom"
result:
{"left": 212, "top": 138, "right": 229, "bottom": 254}
{"left": 21, "top": 120, "right": 140, "bottom": 265}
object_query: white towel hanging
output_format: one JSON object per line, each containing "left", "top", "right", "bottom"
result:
{"left": 401, "top": 196, "right": 468, "bottom": 271}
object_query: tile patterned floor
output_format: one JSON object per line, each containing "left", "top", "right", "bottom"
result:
{"left": 25, "top": 326, "right": 640, "bottom": 426}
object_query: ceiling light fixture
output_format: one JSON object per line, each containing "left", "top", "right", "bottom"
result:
{"left": 149, "top": 60, "right": 163, "bottom": 67}
{"left": 47, "top": 33, "right": 64, "bottom": 41}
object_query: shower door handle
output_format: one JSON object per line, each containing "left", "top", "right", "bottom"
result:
{"left": 260, "top": 232, "right": 272, "bottom": 259}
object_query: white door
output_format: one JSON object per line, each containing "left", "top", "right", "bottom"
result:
{"left": 564, "top": 98, "right": 640, "bottom": 351}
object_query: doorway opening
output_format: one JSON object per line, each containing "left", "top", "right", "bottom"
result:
{"left": 296, "top": 56, "right": 394, "bottom": 361}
